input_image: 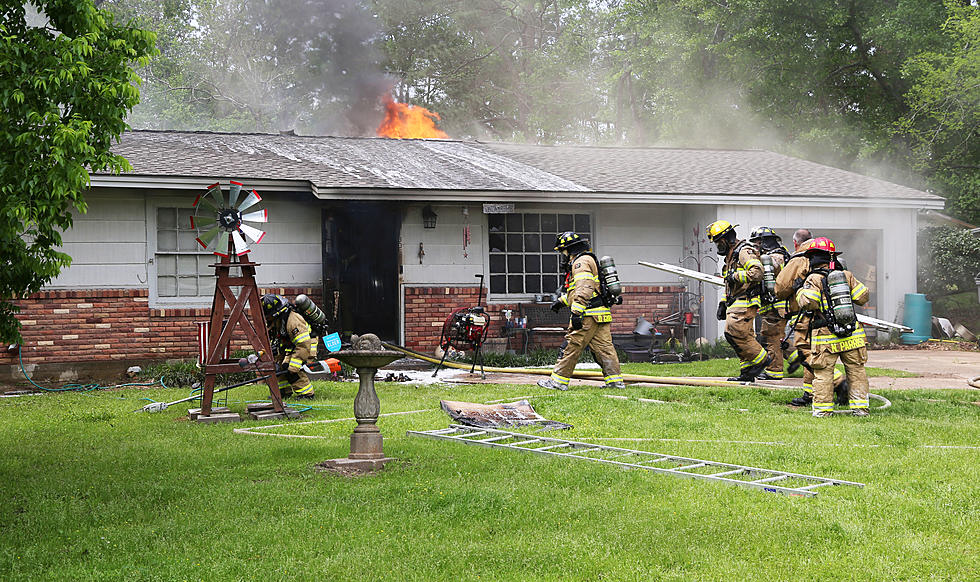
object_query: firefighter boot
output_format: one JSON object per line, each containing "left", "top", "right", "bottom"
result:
{"left": 786, "top": 351, "right": 804, "bottom": 375}
{"left": 606, "top": 381, "right": 626, "bottom": 389}
{"left": 728, "top": 353, "right": 773, "bottom": 382}
{"left": 834, "top": 377, "right": 850, "bottom": 407}
{"left": 537, "top": 378, "right": 568, "bottom": 391}
{"left": 790, "top": 392, "right": 813, "bottom": 407}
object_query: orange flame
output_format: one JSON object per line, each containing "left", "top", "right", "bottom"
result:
{"left": 376, "top": 96, "right": 449, "bottom": 139}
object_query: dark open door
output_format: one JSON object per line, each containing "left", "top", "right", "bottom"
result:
{"left": 322, "top": 203, "right": 401, "bottom": 341}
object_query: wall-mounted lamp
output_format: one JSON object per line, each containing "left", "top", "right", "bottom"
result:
{"left": 422, "top": 205, "right": 438, "bottom": 229}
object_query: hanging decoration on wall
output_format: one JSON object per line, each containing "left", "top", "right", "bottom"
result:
{"left": 462, "top": 206, "right": 470, "bottom": 258}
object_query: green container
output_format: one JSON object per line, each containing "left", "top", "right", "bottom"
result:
{"left": 900, "top": 293, "right": 932, "bottom": 344}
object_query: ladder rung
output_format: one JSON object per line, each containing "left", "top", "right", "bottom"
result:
{"left": 672, "top": 463, "right": 708, "bottom": 471}
{"left": 535, "top": 443, "right": 571, "bottom": 451}
{"left": 633, "top": 456, "right": 672, "bottom": 465}
{"left": 565, "top": 447, "right": 601, "bottom": 456}
{"left": 478, "top": 435, "right": 514, "bottom": 443}
{"left": 459, "top": 431, "right": 488, "bottom": 439}
{"left": 752, "top": 475, "right": 789, "bottom": 484}
{"left": 511, "top": 439, "right": 542, "bottom": 447}
{"left": 607, "top": 451, "right": 640, "bottom": 459}
{"left": 797, "top": 481, "right": 833, "bottom": 491}
{"left": 710, "top": 468, "right": 746, "bottom": 477}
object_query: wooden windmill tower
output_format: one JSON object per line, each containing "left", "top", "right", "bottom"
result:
{"left": 190, "top": 181, "right": 284, "bottom": 416}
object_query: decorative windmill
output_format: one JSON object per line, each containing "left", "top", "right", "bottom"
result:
{"left": 190, "top": 181, "right": 284, "bottom": 417}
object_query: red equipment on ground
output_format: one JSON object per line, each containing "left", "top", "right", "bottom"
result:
{"left": 433, "top": 274, "right": 491, "bottom": 378}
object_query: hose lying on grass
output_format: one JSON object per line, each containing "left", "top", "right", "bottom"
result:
{"left": 17, "top": 345, "right": 166, "bottom": 393}
{"left": 382, "top": 342, "right": 892, "bottom": 411}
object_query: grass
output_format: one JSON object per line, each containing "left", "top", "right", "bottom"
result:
{"left": 621, "top": 359, "right": 918, "bottom": 378}
{"left": 1, "top": 375, "right": 976, "bottom": 581}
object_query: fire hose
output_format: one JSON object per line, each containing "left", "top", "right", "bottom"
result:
{"left": 380, "top": 342, "right": 891, "bottom": 410}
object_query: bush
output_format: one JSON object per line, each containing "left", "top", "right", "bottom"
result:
{"left": 918, "top": 226, "right": 980, "bottom": 300}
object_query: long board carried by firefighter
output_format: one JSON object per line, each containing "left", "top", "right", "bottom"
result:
{"left": 637, "top": 261, "right": 911, "bottom": 334}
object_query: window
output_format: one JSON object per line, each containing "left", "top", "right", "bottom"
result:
{"left": 155, "top": 207, "right": 216, "bottom": 300}
{"left": 488, "top": 212, "right": 592, "bottom": 296}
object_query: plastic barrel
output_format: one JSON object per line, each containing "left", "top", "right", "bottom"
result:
{"left": 900, "top": 293, "right": 932, "bottom": 344}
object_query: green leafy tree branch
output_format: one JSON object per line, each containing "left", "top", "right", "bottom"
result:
{"left": 0, "top": 0, "right": 156, "bottom": 343}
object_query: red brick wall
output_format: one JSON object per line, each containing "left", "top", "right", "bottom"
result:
{"left": 1, "top": 286, "right": 321, "bottom": 366}
{"left": 403, "top": 284, "right": 686, "bottom": 353}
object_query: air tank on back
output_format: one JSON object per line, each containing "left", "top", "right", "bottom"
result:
{"left": 826, "top": 270, "right": 856, "bottom": 325}
{"left": 294, "top": 294, "right": 326, "bottom": 325}
{"left": 598, "top": 256, "right": 622, "bottom": 298}
{"left": 759, "top": 254, "right": 777, "bottom": 296}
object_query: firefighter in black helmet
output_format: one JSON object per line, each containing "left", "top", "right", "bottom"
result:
{"left": 538, "top": 232, "right": 625, "bottom": 391}
{"left": 706, "top": 220, "right": 771, "bottom": 382}
{"left": 749, "top": 226, "right": 796, "bottom": 380}
{"left": 261, "top": 293, "right": 317, "bottom": 399}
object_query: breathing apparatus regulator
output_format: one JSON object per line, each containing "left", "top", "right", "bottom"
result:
{"left": 759, "top": 254, "right": 777, "bottom": 302}
{"left": 805, "top": 238, "right": 856, "bottom": 338}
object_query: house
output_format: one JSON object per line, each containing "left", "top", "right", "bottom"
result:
{"left": 1, "top": 130, "right": 944, "bottom": 381}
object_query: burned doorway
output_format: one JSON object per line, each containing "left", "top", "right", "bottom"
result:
{"left": 322, "top": 203, "right": 401, "bottom": 341}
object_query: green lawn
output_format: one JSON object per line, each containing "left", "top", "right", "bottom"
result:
{"left": 1, "top": 377, "right": 976, "bottom": 581}
{"left": 620, "top": 359, "right": 918, "bottom": 378}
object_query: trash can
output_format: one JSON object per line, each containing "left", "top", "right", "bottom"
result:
{"left": 900, "top": 293, "right": 932, "bottom": 344}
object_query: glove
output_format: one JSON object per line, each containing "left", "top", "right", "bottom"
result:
{"left": 716, "top": 301, "right": 727, "bottom": 321}
{"left": 614, "top": 295, "right": 623, "bottom": 305}
{"left": 550, "top": 299, "right": 564, "bottom": 313}
{"left": 570, "top": 313, "right": 583, "bottom": 330}
{"left": 725, "top": 272, "right": 739, "bottom": 285}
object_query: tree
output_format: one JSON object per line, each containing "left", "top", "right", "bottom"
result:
{"left": 900, "top": 1, "right": 980, "bottom": 225}
{"left": 0, "top": 0, "right": 156, "bottom": 343}
{"left": 917, "top": 226, "right": 980, "bottom": 299}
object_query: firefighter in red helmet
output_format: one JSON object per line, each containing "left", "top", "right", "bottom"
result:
{"left": 776, "top": 235, "right": 849, "bottom": 406}
{"left": 537, "top": 232, "right": 625, "bottom": 391}
{"left": 706, "top": 220, "right": 771, "bottom": 382}
{"left": 794, "top": 238, "right": 871, "bottom": 417}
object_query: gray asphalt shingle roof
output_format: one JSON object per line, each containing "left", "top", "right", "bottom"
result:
{"left": 104, "top": 130, "right": 939, "bottom": 202}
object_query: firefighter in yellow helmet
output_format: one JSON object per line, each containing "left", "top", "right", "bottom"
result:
{"left": 261, "top": 294, "right": 318, "bottom": 399}
{"left": 775, "top": 236, "right": 848, "bottom": 406}
{"left": 537, "top": 232, "right": 625, "bottom": 391}
{"left": 706, "top": 220, "right": 771, "bottom": 382}
{"left": 794, "top": 238, "right": 871, "bottom": 417}
{"left": 749, "top": 226, "right": 795, "bottom": 380}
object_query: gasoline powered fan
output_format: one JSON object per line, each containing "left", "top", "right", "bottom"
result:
{"left": 190, "top": 181, "right": 268, "bottom": 256}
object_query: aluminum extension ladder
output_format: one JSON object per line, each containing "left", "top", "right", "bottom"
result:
{"left": 407, "top": 425, "right": 864, "bottom": 497}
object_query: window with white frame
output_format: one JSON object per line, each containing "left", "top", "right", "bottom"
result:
{"left": 155, "top": 207, "right": 216, "bottom": 300}
{"left": 487, "top": 212, "right": 592, "bottom": 296}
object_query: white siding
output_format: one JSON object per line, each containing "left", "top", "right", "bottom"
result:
{"left": 400, "top": 203, "right": 487, "bottom": 284}
{"left": 46, "top": 187, "right": 322, "bottom": 306}
{"left": 47, "top": 191, "right": 148, "bottom": 288}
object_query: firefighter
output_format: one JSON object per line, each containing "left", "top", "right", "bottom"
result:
{"left": 749, "top": 226, "right": 794, "bottom": 380}
{"left": 706, "top": 220, "right": 771, "bottom": 382}
{"left": 537, "top": 232, "right": 625, "bottom": 391}
{"left": 794, "top": 238, "right": 871, "bottom": 417}
{"left": 261, "top": 294, "right": 317, "bottom": 399}
{"left": 776, "top": 236, "right": 848, "bottom": 406}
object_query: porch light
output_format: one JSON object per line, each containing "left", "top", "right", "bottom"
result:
{"left": 422, "top": 205, "right": 438, "bottom": 229}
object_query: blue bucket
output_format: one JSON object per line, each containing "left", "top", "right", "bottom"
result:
{"left": 900, "top": 293, "right": 932, "bottom": 344}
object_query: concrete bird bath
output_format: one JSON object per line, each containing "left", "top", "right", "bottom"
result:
{"left": 320, "top": 334, "right": 401, "bottom": 472}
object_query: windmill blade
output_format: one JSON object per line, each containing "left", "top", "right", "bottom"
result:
{"left": 238, "top": 223, "right": 266, "bottom": 244}
{"left": 228, "top": 181, "right": 243, "bottom": 209}
{"left": 241, "top": 209, "right": 268, "bottom": 223}
{"left": 195, "top": 225, "right": 221, "bottom": 249}
{"left": 193, "top": 183, "right": 221, "bottom": 212}
{"left": 231, "top": 230, "right": 251, "bottom": 256}
{"left": 212, "top": 231, "right": 231, "bottom": 257}
{"left": 237, "top": 189, "right": 262, "bottom": 213}
{"left": 189, "top": 214, "right": 216, "bottom": 230}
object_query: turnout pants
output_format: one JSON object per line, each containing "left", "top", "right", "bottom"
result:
{"left": 549, "top": 317, "right": 623, "bottom": 388}
{"left": 810, "top": 345, "right": 869, "bottom": 414}
{"left": 794, "top": 321, "right": 844, "bottom": 395}
{"left": 760, "top": 311, "right": 788, "bottom": 377}
{"left": 725, "top": 306, "right": 767, "bottom": 372}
